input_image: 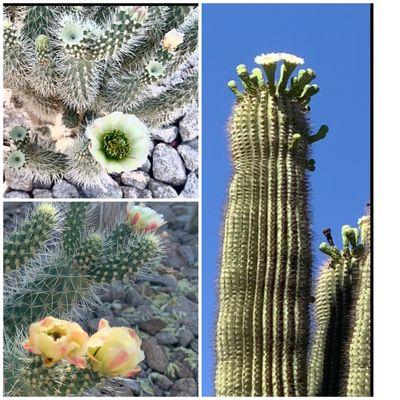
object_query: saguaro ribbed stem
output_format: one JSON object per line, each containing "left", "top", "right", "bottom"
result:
{"left": 216, "top": 53, "right": 326, "bottom": 396}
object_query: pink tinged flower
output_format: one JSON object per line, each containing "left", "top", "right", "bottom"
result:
{"left": 23, "top": 316, "right": 89, "bottom": 368}
{"left": 126, "top": 203, "right": 165, "bottom": 233}
{"left": 162, "top": 29, "right": 184, "bottom": 52}
{"left": 87, "top": 319, "right": 145, "bottom": 378}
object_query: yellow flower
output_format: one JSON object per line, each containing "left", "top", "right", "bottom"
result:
{"left": 23, "top": 317, "right": 89, "bottom": 368}
{"left": 162, "top": 29, "right": 184, "bottom": 52}
{"left": 87, "top": 319, "right": 144, "bottom": 378}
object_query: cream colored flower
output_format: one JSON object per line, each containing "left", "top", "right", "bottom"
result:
{"left": 87, "top": 319, "right": 144, "bottom": 378}
{"left": 23, "top": 317, "right": 89, "bottom": 368}
{"left": 126, "top": 203, "right": 165, "bottom": 232}
{"left": 254, "top": 52, "right": 282, "bottom": 66}
{"left": 163, "top": 29, "right": 184, "bottom": 51}
{"left": 85, "top": 112, "right": 151, "bottom": 173}
{"left": 255, "top": 52, "right": 304, "bottom": 66}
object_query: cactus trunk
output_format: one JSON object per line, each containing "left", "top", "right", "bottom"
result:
{"left": 215, "top": 54, "right": 321, "bottom": 396}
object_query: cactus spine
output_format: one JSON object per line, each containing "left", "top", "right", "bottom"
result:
{"left": 215, "top": 53, "right": 327, "bottom": 396}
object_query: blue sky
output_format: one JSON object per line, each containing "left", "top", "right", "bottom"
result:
{"left": 202, "top": 3, "right": 371, "bottom": 396}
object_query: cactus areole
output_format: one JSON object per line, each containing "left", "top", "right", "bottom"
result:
{"left": 215, "top": 52, "right": 329, "bottom": 396}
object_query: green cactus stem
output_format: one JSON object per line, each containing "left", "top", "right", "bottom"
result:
{"left": 20, "top": 354, "right": 104, "bottom": 396}
{"left": 62, "top": 202, "right": 91, "bottom": 256}
{"left": 4, "top": 203, "right": 58, "bottom": 273}
{"left": 215, "top": 53, "right": 328, "bottom": 396}
{"left": 344, "top": 215, "right": 371, "bottom": 396}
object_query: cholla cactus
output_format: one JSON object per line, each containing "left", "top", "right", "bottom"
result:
{"left": 4, "top": 5, "right": 198, "bottom": 188}
{"left": 4, "top": 202, "right": 165, "bottom": 396}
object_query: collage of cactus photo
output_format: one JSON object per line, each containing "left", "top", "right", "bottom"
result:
{"left": 3, "top": 0, "right": 390, "bottom": 399}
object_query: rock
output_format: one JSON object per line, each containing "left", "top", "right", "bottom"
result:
{"left": 152, "top": 143, "right": 186, "bottom": 186}
{"left": 170, "top": 378, "right": 197, "bottom": 396}
{"left": 139, "top": 158, "right": 151, "bottom": 173}
{"left": 190, "top": 339, "right": 198, "bottom": 352}
{"left": 136, "top": 304, "right": 154, "bottom": 319}
{"left": 183, "top": 267, "right": 198, "bottom": 279}
{"left": 140, "top": 188, "right": 153, "bottom": 198}
{"left": 5, "top": 169, "right": 33, "bottom": 191}
{"left": 121, "top": 170, "right": 150, "bottom": 190}
{"left": 179, "top": 106, "right": 198, "bottom": 141}
{"left": 141, "top": 337, "right": 169, "bottom": 373}
{"left": 80, "top": 171, "right": 122, "bottom": 198}
{"left": 151, "top": 126, "right": 178, "bottom": 143}
{"left": 183, "top": 316, "right": 198, "bottom": 337}
{"left": 108, "top": 300, "right": 122, "bottom": 312}
{"left": 139, "top": 273, "right": 178, "bottom": 289}
{"left": 179, "top": 172, "right": 198, "bottom": 198}
{"left": 148, "top": 140, "right": 155, "bottom": 155}
{"left": 139, "top": 318, "right": 166, "bottom": 336}
{"left": 155, "top": 331, "right": 179, "bottom": 345}
{"left": 186, "top": 138, "right": 199, "bottom": 150}
{"left": 125, "top": 288, "right": 149, "bottom": 307}
{"left": 52, "top": 180, "right": 80, "bottom": 198}
{"left": 163, "top": 242, "right": 191, "bottom": 270}
{"left": 181, "top": 244, "right": 197, "bottom": 265}
{"left": 149, "top": 372, "right": 173, "bottom": 391}
{"left": 33, "top": 177, "right": 52, "bottom": 189}
{"left": 177, "top": 144, "right": 198, "bottom": 172}
{"left": 32, "top": 188, "right": 53, "bottom": 198}
{"left": 5, "top": 190, "right": 30, "bottom": 198}
{"left": 166, "top": 295, "right": 197, "bottom": 315}
{"left": 149, "top": 180, "right": 178, "bottom": 198}
{"left": 178, "top": 327, "right": 195, "bottom": 347}
{"left": 176, "top": 361, "right": 194, "bottom": 378}
{"left": 121, "top": 186, "right": 142, "bottom": 198}
{"left": 119, "top": 379, "right": 141, "bottom": 396}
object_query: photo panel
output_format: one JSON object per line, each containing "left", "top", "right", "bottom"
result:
{"left": 4, "top": 201, "right": 198, "bottom": 396}
{"left": 202, "top": 3, "right": 372, "bottom": 397}
{"left": 4, "top": 4, "right": 199, "bottom": 200}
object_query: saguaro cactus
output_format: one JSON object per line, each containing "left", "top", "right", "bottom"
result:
{"left": 308, "top": 213, "right": 371, "bottom": 396}
{"left": 215, "top": 53, "right": 328, "bottom": 396}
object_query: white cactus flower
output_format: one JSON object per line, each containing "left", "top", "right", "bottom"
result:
{"left": 255, "top": 52, "right": 304, "bottom": 66}
{"left": 162, "top": 29, "right": 184, "bottom": 51}
{"left": 85, "top": 112, "right": 151, "bottom": 173}
{"left": 60, "top": 22, "right": 84, "bottom": 45}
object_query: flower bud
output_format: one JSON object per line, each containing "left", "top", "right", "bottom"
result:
{"left": 87, "top": 319, "right": 144, "bottom": 378}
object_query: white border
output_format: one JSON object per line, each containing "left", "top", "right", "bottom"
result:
{"left": 3, "top": 0, "right": 400, "bottom": 399}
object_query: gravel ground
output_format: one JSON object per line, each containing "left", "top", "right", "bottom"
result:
{"left": 4, "top": 202, "right": 198, "bottom": 397}
{"left": 3, "top": 90, "right": 199, "bottom": 199}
